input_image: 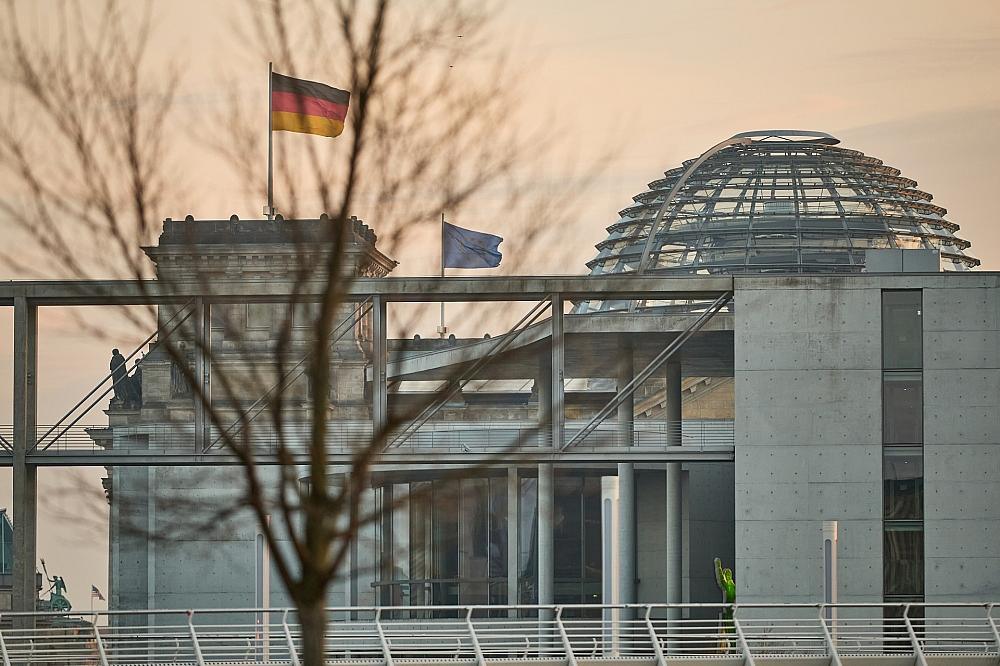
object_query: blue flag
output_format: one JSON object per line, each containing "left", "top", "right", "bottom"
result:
{"left": 442, "top": 221, "right": 502, "bottom": 269}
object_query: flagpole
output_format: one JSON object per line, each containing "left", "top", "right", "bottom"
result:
{"left": 439, "top": 212, "right": 446, "bottom": 338}
{"left": 267, "top": 61, "right": 274, "bottom": 220}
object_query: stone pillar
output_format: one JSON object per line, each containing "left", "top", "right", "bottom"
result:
{"left": 616, "top": 343, "right": 636, "bottom": 620}
{"left": 537, "top": 295, "right": 563, "bottom": 612}
{"left": 665, "top": 361, "right": 682, "bottom": 623}
{"left": 13, "top": 296, "right": 38, "bottom": 628}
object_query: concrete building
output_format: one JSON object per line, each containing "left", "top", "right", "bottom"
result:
{"left": 89, "top": 130, "right": 996, "bottom": 621}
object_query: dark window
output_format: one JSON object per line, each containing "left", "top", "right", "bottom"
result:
{"left": 883, "top": 447, "right": 923, "bottom": 520}
{"left": 884, "top": 523, "right": 924, "bottom": 597}
{"left": 883, "top": 291, "right": 922, "bottom": 369}
{"left": 883, "top": 372, "right": 922, "bottom": 444}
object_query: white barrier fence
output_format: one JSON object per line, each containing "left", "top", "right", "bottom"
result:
{"left": 1, "top": 603, "right": 998, "bottom": 665}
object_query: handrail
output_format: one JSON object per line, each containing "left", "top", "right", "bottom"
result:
{"left": 1, "top": 602, "right": 998, "bottom": 665}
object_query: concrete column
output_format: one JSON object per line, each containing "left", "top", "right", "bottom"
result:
{"left": 537, "top": 464, "right": 554, "bottom": 609}
{"left": 371, "top": 296, "right": 388, "bottom": 437}
{"left": 665, "top": 361, "right": 682, "bottom": 622}
{"left": 12, "top": 296, "right": 38, "bottom": 626}
{"left": 506, "top": 467, "right": 520, "bottom": 612}
{"left": 537, "top": 294, "right": 562, "bottom": 610}
{"left": 549, "top": 295, "right": 564, "bottom": 449}
{"left": 379, "top": 483, "right": 394, "bottom": 606}
{"left": 616, "top": 344, "right": 636, "bottom": 618}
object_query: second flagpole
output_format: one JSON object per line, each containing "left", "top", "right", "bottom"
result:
{"left": 439, "top": 212, "right": 446, "bottom": 338}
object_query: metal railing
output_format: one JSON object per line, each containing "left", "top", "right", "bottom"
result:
{"left": 0, "top": 603, "right": 997, "bottom": 665}
{"left": 0, "top": 419, "right": 735, "bottom": 457}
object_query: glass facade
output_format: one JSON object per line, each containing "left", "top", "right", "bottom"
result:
{"left": 375, "top": 472, "right": 603, "bottom": 609}
{"left": 881, "top": 290, "right": 924, "bottom": 609}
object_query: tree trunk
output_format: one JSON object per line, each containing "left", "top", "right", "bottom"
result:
{"left": 298, "top": 597, "right": 328, "bottom": 666}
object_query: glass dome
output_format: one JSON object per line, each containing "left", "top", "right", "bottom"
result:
{"left": 578, "top": 130, "right": 979, "bottom": 312}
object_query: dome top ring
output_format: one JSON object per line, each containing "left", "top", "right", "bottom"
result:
{"left": 731, "top": 129, "right": 839, "bottom": 145}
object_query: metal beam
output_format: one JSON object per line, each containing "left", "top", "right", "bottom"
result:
{"left": 3, "top": 446, "right": 736, "bottom": 467}
{"left": 0, "top": 275, "right": 735, "bottom": 306}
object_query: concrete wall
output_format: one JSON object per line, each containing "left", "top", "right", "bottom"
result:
{"left": 922, "top": 281, "right": 1000, "bottom": 601}
{"left": 735, "top": 278, "right": 883, "bottom": 604}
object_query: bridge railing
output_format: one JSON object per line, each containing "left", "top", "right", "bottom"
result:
{"left": 0, "top": 602, "right": 997, "bottom": 665}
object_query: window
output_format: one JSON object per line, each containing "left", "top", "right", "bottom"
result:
{"left": 883, "top": 372, "right": 922, "bottom": 444}
{"left": 883, "top": 291, "right": 922, "bottom": 369}
{"left": 883, "top": 447, "right": 923, "bottom": 520}
{"left": 884, "top": 523, "right": 924, "bottom": 597}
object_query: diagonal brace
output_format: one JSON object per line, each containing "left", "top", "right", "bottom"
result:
{"left": 562, "top": 291, "right": 731, "bottom": 450}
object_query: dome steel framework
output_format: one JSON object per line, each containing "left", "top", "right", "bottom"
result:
{"left": 578, "top": 130, "right": 979, "bottom": 312}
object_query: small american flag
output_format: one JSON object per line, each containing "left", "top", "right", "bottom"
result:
{"left": 91, "top": 585, "right": 105, "bottom": 601}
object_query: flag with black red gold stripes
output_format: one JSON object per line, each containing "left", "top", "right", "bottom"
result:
{"left": 270, "top": 71, "right": 350, "bottom": 138}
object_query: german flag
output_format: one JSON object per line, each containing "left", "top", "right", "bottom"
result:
{"left": 271, "top": 71, "right": 350, "bottom": 138}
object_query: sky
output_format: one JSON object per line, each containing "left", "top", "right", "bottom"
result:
{"left": 1, "top": 0, "right": 999, "bottom": 610}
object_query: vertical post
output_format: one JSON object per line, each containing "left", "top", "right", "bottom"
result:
{"left": 193, "top": 298, "right": 211, "bottom": 452}
{"left": 438, "top": 213, "right": 446, "bottom": 338}
{"left": 645, "top": 605, "right": 667, "bottom": 666}
{"left": 555, "top": 607, "right": 577, "bottom": 666}
{"left": 267, "top": 61, "right": 274, "bottom": 219}
{"left": 282, "top": 610, "right": 301, "bottom": 666}
{"left": 617, "top": 343, "right": 636, "bottom": 623}
{"left": 823, "top": 521, "right": 838, "bottom": 630}
{"left": 372, "top": 296, "right": 388, "bottom": 438}
{"left": 466, "top": 607, "right": 487, "bottom": 666}
{"left": 188, "top": 610, "right": 207, "bottom": 666}
{"left": 903, "top": 605, "right": 928, "bottom": 666}
{"left": 731, "top": 606, "right": 757, "bottom": 666}
{"left": 12, "top": 296, "right": 38, "bottom": 628}
{"left": 374, "top": 608, "right": 394, "bottom": 666}
{"left": 664, "top": 361, "right": 682, "bottom": 627}
{"left": 601, "top": 476, "right": 620, "bottom": 656}
{"left": 537, "top": 466, "right": 554, "bottom": 609}
{"left": 379, "top": 483, "right": 394, "bottom": 606}
{"left": 506, "top": 467, "right": 520, "bottom": 614}
{"left": 93, "top": 621, "right": 110, "bottom": 666}
{"left": 538, "top": 294, "right": 562, "bottom": 614}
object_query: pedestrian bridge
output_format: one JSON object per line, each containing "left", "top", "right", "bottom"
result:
{"left": 1, "top": 603, "right": 998, "bottom": 666}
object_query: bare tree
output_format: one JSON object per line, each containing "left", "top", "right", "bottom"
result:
{"left": 1, "top": 1, "right": 596, "bottom": 663}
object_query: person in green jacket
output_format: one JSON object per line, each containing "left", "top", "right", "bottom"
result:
{"left": 714, "top": 557, "right": 736, "bottom": 652}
